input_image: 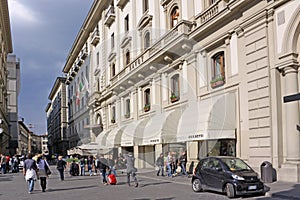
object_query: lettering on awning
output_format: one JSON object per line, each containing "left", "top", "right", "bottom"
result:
{"left": 188, "top": 134, "right": 204, "bottom": 139}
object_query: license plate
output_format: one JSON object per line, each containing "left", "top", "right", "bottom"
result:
{"left": 248, "top": 185, "right": 257, "bottom": 190}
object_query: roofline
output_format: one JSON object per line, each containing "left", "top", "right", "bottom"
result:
{"left": 48, "top": 77, "right": 66, "bottom": 100}
{"left": 62, "top": 0, "right": 109, "bottom": 73}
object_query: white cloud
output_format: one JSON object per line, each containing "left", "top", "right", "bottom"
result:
{"left": 8, "top": 0, "right": 40, "bottom": 25}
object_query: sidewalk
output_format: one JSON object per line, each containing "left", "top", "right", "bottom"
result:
{"left": 133, "top": 168, "right": 300, "bottom": 199}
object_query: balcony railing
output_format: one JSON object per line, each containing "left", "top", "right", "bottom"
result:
{"left": 195, "top": 0, "right": 226, "bottom": 26}
{"left": 80, "top": 48, "right": 88, "bottom": 60}
{"left": 104, "top": 6, "right": 116, "bottom": 27}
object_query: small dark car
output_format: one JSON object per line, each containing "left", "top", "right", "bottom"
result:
{"left": 192, "top": 156, "right": 268, "bottom": 198}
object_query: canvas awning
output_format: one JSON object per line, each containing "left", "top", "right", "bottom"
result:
{"left": 142, "top": 107, "right": 184, "bottom": 145}
{"left": 121, "top": 118, "right": 149, "bottom": 146}
{"left": 67, "top": 143, "right": 112, "bottom": 156}
{"left": 105, "top": 126, "right": 126, "bottom": 147}
{"left": 177, "top": 92, "right": 236, "bottom": 142}
{"left": 95, "top": 129, "right": 112, "bottom": 147}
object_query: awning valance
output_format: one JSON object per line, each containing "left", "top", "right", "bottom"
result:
{"left": 177, "top": 92, "right": 236, "bottom": 142}
{"left": 142, "top": 107, "right": 184, "bottom": 145}
{"left": 121, "top": 118, "right": 149, "bottom": 146}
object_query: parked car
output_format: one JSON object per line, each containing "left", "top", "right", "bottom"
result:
{"left": 192, "top": 156, "right": 269, "bottom": 198}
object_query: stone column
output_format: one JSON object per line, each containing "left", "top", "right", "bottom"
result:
{"left": 283, "top": 65, "right": 300, "bottom": 162}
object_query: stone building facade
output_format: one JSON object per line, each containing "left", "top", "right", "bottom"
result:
{"left": 61, "top": 0, "right": 300, "bottom": 182}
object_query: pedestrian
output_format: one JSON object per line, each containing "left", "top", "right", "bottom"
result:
{"left": 97, "top": 154, "right": 108, "bottom": 185}
{"left": 0, "top": 154, "right": 6, "bottom": 174}
{"left": 23, "top": 153, "right": 38, "bottom": 194}
{"left": 87, "top": 156, "right": 93, "bottom": 176}
{"left": 156, "top": 153, "right": 164, "bottom": 176}
{"left": 56, "top": 155, "right": 66, "bottom": 181}
{"left": 37, "top": 154, "right": 50, "bottom": 192}
{"left": 79, "top": 156, "right": 85, "bottom": 176}
{"left": 108, "top": 155, "right": 117, "bottom": 176}
{"left": 166, "top": 152, "right": 173, "bottom": 177}
{"left": 125, "top": 152, "right": 138, "bottom": 187}
{"left": 179, "top": 151, "right": 188, "bottom": 176}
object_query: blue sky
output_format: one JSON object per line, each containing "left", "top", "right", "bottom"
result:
{"left": 8, "top": 0, "right": 93, "bottom": 134}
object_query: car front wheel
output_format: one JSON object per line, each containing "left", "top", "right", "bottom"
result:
{"left": 192, "top": 178, "right": 202, "bottom": 192}
{"left": 225, "top": 183, "right": 235, "bottom": 198}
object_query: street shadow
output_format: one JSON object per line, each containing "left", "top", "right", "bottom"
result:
{"left": 134, "top": 198, "right": 175, "bottom": 200}
{"left": 267, "top": 184, "right": 300, "bottom": 199}
{"left": 0, "top": 175, "right": 14, "bottom": 182}
{"left": 139, "top": 181, "right": 172, "bottom": 188}
{"left": 46, "top": 185, "right": 98, "bottom": 193}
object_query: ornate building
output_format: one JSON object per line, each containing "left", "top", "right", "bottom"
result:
{"left": 46, "top": 77, "right": 68, "bottom": 156}
{"left": 0, "top": 0, "right": 13, "bottom": 154}
{"left": 60, "top": 0, "right": 300, "bottom": 182}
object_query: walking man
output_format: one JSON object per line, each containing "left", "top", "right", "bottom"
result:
{"left": 156, "top": 153, "right": 164, "bottom": 176}
{"left": 125, "top": 152, "right": 138, "bottom": 187}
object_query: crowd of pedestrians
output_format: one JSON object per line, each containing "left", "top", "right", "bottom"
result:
{"left": 156, "top": 151, "right": 190, "bottom": 178}
{"left": 0, "top": 150, "right": 191, "bottom": 194}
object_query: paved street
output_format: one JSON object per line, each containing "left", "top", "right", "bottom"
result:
{"left": 0, "top": 166, "right": 298, "bottom": 200}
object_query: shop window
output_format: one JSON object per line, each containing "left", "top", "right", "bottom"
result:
{"left": 205, "top": 139, "right": 236, "bottom": 157}
{"left": 125, "top": 99, "right": 130, "bottom": 118}
{"left": 210, "top": 52, "right": 225, "bottom": 88}
{"left": 144, "top": 88, "right": 151, "bottom": 112}
{"left": 144, "top": 32, "right": 150, "bottom": 50}
{"left": 170, "top": 6, "right": 179, "bottom": 28}
{"left": 170, "top": 74, "right": 180, "bottom": 103}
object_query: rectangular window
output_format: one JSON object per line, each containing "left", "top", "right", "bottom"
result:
{"left": 125, "top": 15, "right": 129, "bottom": 32}
{"left": 111, "top": 33, "right": 115, "bottom": 49}
{"left": 143, "top": 0, "right": 149, "bottom": 13}
{"left": 96, "top": 52, "right": 100, "bottom": 67}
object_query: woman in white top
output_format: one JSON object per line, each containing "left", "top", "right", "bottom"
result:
{"left": 36, "top": 154, "right": 50, "bottom": 192}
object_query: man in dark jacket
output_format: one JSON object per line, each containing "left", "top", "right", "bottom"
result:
{"left": 97, "top": 154, "right": 108, "bottom": 185}
{"left": 179, "top": 151, "right": 188, "bottom": 176}
{"left": 125, "top": 152, "right": 138, "bottom": 187}
{"left": 156, "top": 153, "right": 164, "bottom": 176}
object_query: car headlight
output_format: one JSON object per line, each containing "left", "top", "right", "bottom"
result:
{"left": 232, "top": 174, "right": 245, "bottom": 180}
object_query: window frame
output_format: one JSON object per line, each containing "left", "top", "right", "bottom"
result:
{"left": 144, "top": 88, "right": 151, "bottom": 112}
{"left": 170, "top": 6, "right": 180, "bottom": 28}
{"left": 170, "top": 74, "right": 180, "bottom": 103}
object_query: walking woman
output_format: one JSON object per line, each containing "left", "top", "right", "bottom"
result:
{"left": 37, "top": 154, "right": 50, "bottom": 192}
{"left": 56, "top": 156, "right": 66, "bottom": 181}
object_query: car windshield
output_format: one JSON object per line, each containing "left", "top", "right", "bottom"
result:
{"left": 221, "top": 158, "right": 252, "bottom": 171}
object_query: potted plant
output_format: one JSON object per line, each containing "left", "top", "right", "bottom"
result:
{"left": 124, "top": 113, "right": 130, "bottom": 118}
{"left": 144, "top": 104, "right": 150, "bottom": 112}
{"left": 170, "top": 93, "right": 179, "bottom": 103}
{"left": 210, "top": 75, "right": 225, "bottom": 88}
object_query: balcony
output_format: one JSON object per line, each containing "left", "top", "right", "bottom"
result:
{"left": 80, "top": 48, "right": 88, "bottom": 60}
{"left": 104, "top": 6, "right": 116, "bottom": 27}
{"left": 116, "top": 0, "right": 129, "bottom": 9}
{"left": 76, "top": 58, "right": 83, "bottom": 66}
{"left": 91, "top": 29, "right": 100, "bottom": 46}
{"left": 195, "top": 0, "right": 227, "bottom": 26}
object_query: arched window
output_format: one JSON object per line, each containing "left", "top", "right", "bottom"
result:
{"left": 125, "top": 51, "right": 130, "bottom": 65}
{"left": 171, "top": 6, "right": 179, "bottom": 28}
{"left": 125, "top": 99, "right": 130, "bottom": 118}
{"left": 96, "top": 114, "right": 102, "bottom": 125}
{"left": 144, "top": 32, "right": 150, "bottom": 50}
{"left": 170, "top": 74, "right": 180, "bottom": 103}
{"left": 144, "top": 88, "right": 151, "bottom": 112}
{"left": 211, "top": 52, "right": 225, "bottom": 88}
